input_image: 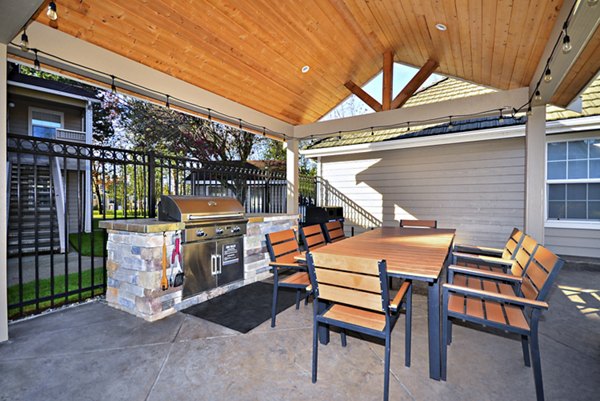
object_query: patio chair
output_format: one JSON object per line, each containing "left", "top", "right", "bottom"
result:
{"left": 442, "top": 244, "right": 564, "bottom": 401}
{"left": 306, "top": 252, "right": 412, "bottom": 401}
{"left": 399, "top": 219, "right": 437, "bottom": 228}
{"left": 454, "top": 227, "right": 524, "bottom": 259}
{"left": 266, "top": 229, "right": 311, "bottom": 328}
{"left": 322, "top": 220, "right": 346, "bottom": 243}
{"left": 299, "top": 224, "right": 327, "bottom": 251}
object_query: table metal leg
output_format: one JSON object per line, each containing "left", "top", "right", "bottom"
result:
{"left": 428, "top": 279, "right": 441, "bottom": 380}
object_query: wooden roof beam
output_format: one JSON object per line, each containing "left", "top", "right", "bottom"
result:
{"left": 391, "top": 59, "right": 439, "bottom": 109}
{"left": 344, "top": 80, "right": 382, "bottom": 112}
{"left": 382, "top": 50, "right": 394, "bottom": 110}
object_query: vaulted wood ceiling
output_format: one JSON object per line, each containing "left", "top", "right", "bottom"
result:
{"left": 34, "top": 0, "right": 564, "bottom": 125}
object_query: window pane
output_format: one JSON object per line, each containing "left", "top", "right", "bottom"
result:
{"left": 566, "top": 201, "right": 586, "bottom": 219}
{"left": 548, "top": 161, "right": 566, "bottom": 179}
{"left": 548, "top": 184, "right": 565, "bottom": 200}
{"left": 590, "top": 139, "right": 600, "bottom": 158}
{"left": 548, "top": 201, "right": 565, "bottom": 219}
{"left": 568, "top": 140, "right": 587, "bottom": 159}
{"left": 589, "top": 184, "right": 600, "bottom": 200}
{"left": 589, "top": 201, "right": 600, "bottom": 220}
{"left": 31, "top": 118, "right": 61, "bottom": 129}
{"left": 567, "top": 160, "right": 587, "bottom": 179}
{"left": 590, "top": 160, "right": 600, "bottom": 178}
{"left": 32, "top": 126, "right": 56, "bottom": 139}
{"left": 548, "top": 142, "right": 567, "bottom": 161}
{"left": 567, "top": 184, "right": 586, "bottom": 200}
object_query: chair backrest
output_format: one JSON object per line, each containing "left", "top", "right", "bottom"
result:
{"left": 307, "top": 252, "right": 387, "bottom": 312}
{"left": 265, "top": 229, "right": 300, "bottom": 262}
{"left": 323, "top": 221, "right": 346, "bottom": 243}
{"left": 510, "top": 235, "right": 538, "bottom": 277}
{"left": 299, "top": 224, "right": 327, "bottom": 251}
{"left": 400, "top": 219, "right": 437, "bottom": 228}
{"left": 521, "top": 245, "right": 564, "bottom": 302}
{"left": 501, "top": 228, "right": 525, "bottom": 259}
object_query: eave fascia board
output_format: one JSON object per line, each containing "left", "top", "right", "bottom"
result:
{"left": 293, "top": 87, "right": 528, "bottom": 138}
{"left": 8, "top": 80, "right": 101, "bottom": 103}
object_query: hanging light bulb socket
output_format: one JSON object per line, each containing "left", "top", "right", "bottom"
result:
{"left": 33, "top": 49, "right": 41, "bottom": 71}
{"left": 448, "top": 116, "right": 453, "bottom": 129}
{"left": 20, "top": 30, "right": 29, "bottom": 52}
{"left": 534, "top": 90, "right": 542, "bottom": 101}
{"left": 406, "top": 121, "right": 410, "bottom": 132}
{"left": 544, "top": 67, "right": 552, "bottom": 83}
{"left": 207, "top": 108, "right": 212, "bottom": 121}
{"left": 562, "top": 34, "right": 572, "bottom": 54}
{"left": 370, "top": 127, "right": 374, "bottom": 136}
{"left": 498, "top": 109, "right": 504, "bottom": 124}
{"left": 165, "top": 95, "right": 170, "bottom": 109}
{"left": 47, "top": 1, "right": 58, "bottom": 21}
{"left": 587, "top": 0, "right": 599, "bottom": 7}
{"left": 526, "top": 106, "right": 533, "bottom": 116}
{"left": 110, "top": 75, "right": 116, "bottom": 93}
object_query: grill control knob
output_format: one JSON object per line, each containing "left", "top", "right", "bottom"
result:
{"left": 196, "top": 230, "right": 206, "bottom": 237}
{"left": 231, "top": 226, "right": 241, "bottom": 233}
{"left": 215, "top": 228, "right": 224, "bottom": 235}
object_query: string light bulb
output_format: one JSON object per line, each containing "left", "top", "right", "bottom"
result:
{"left": 448, "top": 116, "right": 453, "bottom": 130}
{"left": 47, "top": 1, "right": 58, "bottom": 21}
{"left": 498, "top": 109, "right": 504, "bottom": 124}
{"left": 371, "top": 127, "right": 374, "bottom": 136}
{"left": 262, "top": 127, "right": 266, "bottom": 137}
{"left": 534, "top": 90, "right": 542, "bottom": 101}
{"left": 526, "top": 105, "right": 533, "bottom": 116}
{"left": 562, "top": 34, "right": 572, "bottom": 54}
{"left": 207, "top": 108, "right": 212, "bottom": 121}
{"left": 20, "top": 30, "right": 29, "bottom": 52}
{"left": 406, "top": 121, "right": 410, "bottom": 132}
{"left": 110, "top": 75, "right": 116, "bottom": 93}
{"left": 544, "top": 67, "right": 552, "bottom": 83}
{"left": 33, "top": 49, "right": 40, "bottom": 71}
{"left": 587, "top": 0, "right": 599, "bottom": 7}
{"left": 165, "top": 95, "right": 170, "bottom": 109}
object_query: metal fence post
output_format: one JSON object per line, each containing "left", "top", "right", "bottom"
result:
{"left": 264, "top": 174, "right": 271, "bottom": 213}
{"left": 148, "top": 151, "right": 156, "bottom": 218}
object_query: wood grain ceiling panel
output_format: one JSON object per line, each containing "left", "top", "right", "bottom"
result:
{"left": 34, "top": 0, "right": 563, "bottom": 124}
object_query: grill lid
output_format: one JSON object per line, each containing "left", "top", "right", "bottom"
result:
{"left": 158, "top": 195, "right": 245, "bottom": 223}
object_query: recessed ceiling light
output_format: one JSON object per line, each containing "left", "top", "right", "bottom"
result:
{"left": 435, "top": 23, "right": 447, "bottom": 31}
{"left": 301, "top": 65, "right": 310, "bottom": 73}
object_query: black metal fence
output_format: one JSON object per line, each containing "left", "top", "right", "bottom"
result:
{"left": 6, "top": 133, "right": 307, "bottom": 319}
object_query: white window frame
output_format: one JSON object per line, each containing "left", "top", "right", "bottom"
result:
{"left": 28, "top": 107, "right": 64, "bottom": 137}
{"left": 545, "top": 131, "right": 600, "bottom": 230}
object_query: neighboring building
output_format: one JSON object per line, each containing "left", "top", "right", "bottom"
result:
{"left": 6, "top": 65, "right": 98, "bottom": 254}
{"left": 302, "top": 77, "right": 600, "bottom": 258}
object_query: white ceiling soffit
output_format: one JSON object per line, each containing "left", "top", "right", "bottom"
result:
{"left": 0, "top": 0, "right": 44, "bottom": 44}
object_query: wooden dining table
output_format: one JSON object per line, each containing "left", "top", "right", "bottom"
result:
{"left": 310, "top": 226, "right": 456, "bottom": 381}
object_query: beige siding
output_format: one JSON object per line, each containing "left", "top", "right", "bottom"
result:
{"left": 320, "top": 138, "right": 526, "bottom": 248}
{"left": 545, "top": 228, "right": 600, "bottom": 258}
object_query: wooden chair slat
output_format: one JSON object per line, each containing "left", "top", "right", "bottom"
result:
{"left": 481, "top": 279, "right": 497, "bottom": 293}
{"left": 323, "top": 304, "right": 386, "bottom": 331}
{"left": 448, "top": 294, "right": 464, "bottom": 314}
{"left": 525, "top": 261, "right": 548, "bottom": 291}
{"left": 312, "top": 253, "right": 380, "bottom": 275}
{"left": 533, "top": 246, "right": 560, "bottom": 272}
{"left": 306, "top": 233, "right": 326, "bottom": 248}
{"left": 503, "top": 304, "right": 529, "bottom": 330}
{"left": 484, "top": 300, "right": 505, "bottom": 325}
{"left": 317, "top": 283, "right": 384, "bottom": 312}
{"left": 454, "top": 274, "right": 467, "bottom": 286}
{"left": 400, "top": 219, "right": 437, "bottom": 228}
{"left": 521, "top": 278, "right": 539, "bottom": 300}
{"left": 303, "top": 224, "right": 323, "bottom": 235}
{"left": 280, "top": 272, "right": 311, "bottom": 288}
{"left": 272, "top": 240, "right": 300, "bottom": 259}
{"left": 269, "top": 229, "right": 297, "bottom": 244}
{"left": 466, "top": 297, "right": 484, "bottom": 319}
{"left": 497, "top": 282, "right": 516, "bottom": 296}
{"left": 315, "top": 268, "right": 382, "bottom": 293}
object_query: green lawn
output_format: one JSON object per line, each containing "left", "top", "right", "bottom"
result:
{"left": 69, "top": 230, "right": 106, "bottom": 257}
{"left": 7, "top": 268, "right": 105, "bottom": 319}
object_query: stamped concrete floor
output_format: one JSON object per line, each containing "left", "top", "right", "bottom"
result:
{"left": 1, "top": 267, "right": 599, "bottom": 401}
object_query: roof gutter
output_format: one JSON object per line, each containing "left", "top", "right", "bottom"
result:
{"left": 301, "top": 115, "right": 600, "bottom": 158}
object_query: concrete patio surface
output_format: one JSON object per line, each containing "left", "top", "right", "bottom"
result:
{"left": 0, "top": 266, "right": 598, "bottom": 401}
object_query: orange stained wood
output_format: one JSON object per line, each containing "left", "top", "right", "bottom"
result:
{"left": 382, "top": 50, "right": 394, "bottom": 110}
{"left": 323, "top": 304, "right": 386, "bottom": 331}
{"left": 35, "top": 0, "right": 564, "bottom": 125}
{"left": 312, "top": 227, "right": 455, "bottom": 280}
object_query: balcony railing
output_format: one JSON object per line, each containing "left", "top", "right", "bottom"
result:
{"left": 55, "top": 128, "right": 87, "bottom": 143}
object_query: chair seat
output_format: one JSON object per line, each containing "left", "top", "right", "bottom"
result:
{"left": 323, "top": 304, "right": 386, "bottom": 332}
{"left": 270, "top": 252, "right": 304, "bottom": 268}
{"left": 280, "top": 272, "right": 311, "bottom": 290}
{"left": 455, "top": 260, "right": 506, "bottom": 273}
{"left": 453, "top": 274, "right": 516, "bottom": 296}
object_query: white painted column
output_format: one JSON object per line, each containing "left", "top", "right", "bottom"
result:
{"left": 525, "top": 105, "right": 546, "bottom": 243}
{"left": 84, "top": 102, "right": 93, "bottom": 232}
{"left": 1, "top": 43, "right": 9, "bottom": 342}
{"left": 285, "top": 138, "right": 299, "bottom": 215}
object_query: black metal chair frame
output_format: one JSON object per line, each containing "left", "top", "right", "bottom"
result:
{"left": 306, "top": 252, "right": 412, "bottom": 401}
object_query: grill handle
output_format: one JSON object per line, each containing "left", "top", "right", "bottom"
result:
{"left": 188, "top": 213, "right": 244, "bottom": 221}
{"left": 210, "top": 255, "right": 217, "bottom": 275}
{"left": 216, "top": 254, "right": 222, "bottom": 274}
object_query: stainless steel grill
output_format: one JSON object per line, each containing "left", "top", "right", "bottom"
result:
{"left": 159, "top": 195, "right": 247, "bottom": 298}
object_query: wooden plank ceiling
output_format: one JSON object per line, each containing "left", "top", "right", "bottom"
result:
{"left": 34, "top": 0, "right": 564, "bottom": 125}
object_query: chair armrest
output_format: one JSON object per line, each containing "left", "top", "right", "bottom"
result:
{"left": 443, "top": 283, "right": 549, "bottom": 309}
{"left": 448, "top": 265, "right": 522, "bottom": 283}
{"left": 453, "top": 244, "right": 503, "bottom": 258}
{"left": 269, "top": 261, "right": 305, "bottom": 269}
{"left": 452, "top": 251, "right": 514, "bottom": 267}
{"left": 389, "top": 281, "right": 411, "bottom": 312}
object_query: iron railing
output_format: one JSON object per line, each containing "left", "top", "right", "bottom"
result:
{"left": 5, "top": 133, "right": 307, "bottom": 318}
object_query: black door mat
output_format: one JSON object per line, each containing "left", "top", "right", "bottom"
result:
{"left": 181, "top": 281, "right": 300, "bottom": 333}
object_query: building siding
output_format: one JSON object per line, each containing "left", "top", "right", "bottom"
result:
{"left": 319, "top": 138, "right": 526, "bottom": 248}
{"left": 8, "top": 94, "right": 84, "bottom": 135}
{"left": 545, "top": 227, "right": 600, "bottom": 258}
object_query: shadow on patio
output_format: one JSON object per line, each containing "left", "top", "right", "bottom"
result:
{"left": 1, "top": 264, "right": 598, "bottom": 401}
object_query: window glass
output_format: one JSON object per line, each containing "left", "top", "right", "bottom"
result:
{"left": 548, "top": 201, "right": 565, "bottom": 219}
{"left": 589, "top": 184, "right": 600, "bottom": 200}
{"left": 590, "top": 160, "right": 600, "bottom": 178}
{"left": 548, "top": 142, "right": 567, "bottom": 161}
{"left": 567, "top": 160, "right": 587, "bottom": 179}
{"left": 589, "top": 140, "right": 600, "bottom": 159}
{"left": 589, "top": 201, "right": 600, "bottom": 220}
{"left": 31, "top": 112, "right": 61, "bottom": 139}
{"left": 566, "top": 201, "right": 586, "bottom": 219}
{"left": 548, "top": 184, "right": 565, "bottom": 200}
{"left": 548, "top": 161, "right": 566, "bottom": 179}
{"left": 567, "top": 184, "right": 586, "bottom": 200}
{"left": 568, "top": 140, "right": 587, "bottom": 159}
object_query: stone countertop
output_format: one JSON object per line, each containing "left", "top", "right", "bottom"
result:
{"left": 99, "top": 219, "right": 185, "bottom": 233}
{"left": 246, "top": 213, "right": 300, "bottom": 223}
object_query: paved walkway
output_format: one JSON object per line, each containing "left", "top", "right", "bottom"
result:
{"left": 0, "top": 267, "right": 598, "bottom": 401}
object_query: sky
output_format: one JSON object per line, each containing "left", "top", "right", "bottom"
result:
{"left": 321, "top": 63, "right": 443, "bottom": 121}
